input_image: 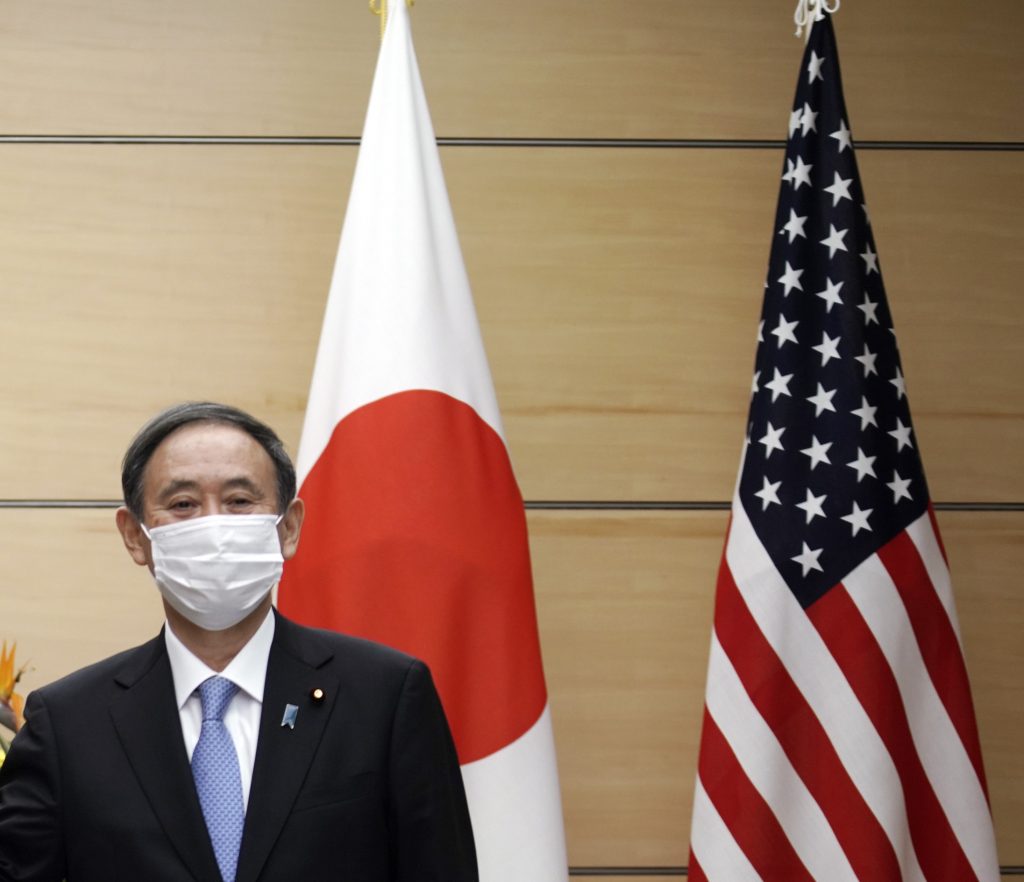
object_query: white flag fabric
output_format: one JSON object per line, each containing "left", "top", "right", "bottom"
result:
{"left": 277, "top": 4, "right": 569, "bottom": 879}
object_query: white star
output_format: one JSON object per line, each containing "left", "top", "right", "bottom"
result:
{"left": 890, "top": 366, "right": 907, "bottom": 400}
{"left": 887, "top": 470, "right": 913, "bottom": 503}
{"left": 800, "top": 436, "right": 833, "bottom": 470}
{"left": 858, "top": 294, "right": 880, "bottom": 326}
{"left": 812, "top": 332, "right": 841, "bottom": 366}
{"left": 781, "top": 157, "right": 795, "bottom": 183}
{"left": 814, "top": 277, "right": 844, "bottom": 313}
{"left": 751, "top": 370, "right": 761, "bottom": 398}
{"left": 790, "top": 156, "right": 813, "bottom": 190}
{"left": 847, "top": 447, "right": 877, "bottom": 482}
{"left": 759, "top": 422, "right": 786, "bottom": 457}
{"left": 754, "top": 476, "right": 783, "bottom": 510}
{"left": 792, "top": 542, "right": 824, "bottom": 576}
{"left": 777, "top": 261, "right": 805, "bottom": 295}
{"left": 807, "top": 383, "right": 837, "bottom": 416}
{"left": 780, "top": 209, "right": 808, "bottom": 243}
{"left": 771, "top": 314, "right": 799, "bottom": 347}
{"left": 788, "top": 109, "right": 803, "bottom": 138}
{"left": 820, "top": 224, "right": 849, "bottom": 259}
{"left": 823, "top": 172, "right": 854, "bottom": 206}
{"left": 757, "top": 319, "right": 765, "bottom": 342}
{"left": 861, "top": 242, "right": 879, "bottom": 274}
{"left": 854, "top": 344, "right": 878, "bottom": 377}
{"left": 851, "top": 396, "right": 878, "bottom": 430}
{"left": 841, "top": 501, "right": 873, "bottom": 536}
{"left": 889, "top": 417, "right": 914, "bottom": 451}
{"left": 830, "top": 119, "right": 853, "bottom": 152}
{"left": 764, "top": 367, "right": 794, "bottom": 402}
{"left": 807, "top": 50, "right": 825, "bottom": 83}
{"left": 799, "top": 102, "right": 818, "bottom": 136}
{"left": 796, "top": 488, "right": 827, "bottom": 524}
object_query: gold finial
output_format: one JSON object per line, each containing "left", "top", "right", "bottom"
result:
{"left": 369, "top": 0, "right": 386, "bottom": 40}
{"left": 370, "top": 0, "right": 415, "bottom": 41}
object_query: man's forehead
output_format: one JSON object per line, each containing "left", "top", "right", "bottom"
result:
{"left": 143, "top": 422, "right": 276, "bottom": 483}
{"left": 154, "top": 420, "right": 261, "bottom": 452}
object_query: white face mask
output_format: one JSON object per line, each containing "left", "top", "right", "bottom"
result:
{"left": 142, "top": 514, "right": 285, "bottom": 631}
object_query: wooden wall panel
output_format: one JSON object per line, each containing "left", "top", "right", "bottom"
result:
{"left": 0, "top": 0, "right": 1019, "bottom": 140}
{"left": 463, "top": 149, "right": 1024, "bottom": 504}
{"left": 573, "top": 878, "right": 676, "bottom": 881}
{"left": 0, "top": 509, "right": 1019, "bottom": 866}
{"left": 941, "top": 512, "right": 1024, "bottom": 866}
{"left": 0, "top": 148, "right": 1020, "bottom": 503}
{"left": 531, "top": 512, "right": 720, "bottom": 867}
{"left": 0, "top": 509, "right": 164, "bottom": 686}
{"left": 0, "top": 146, "right": 347, "bottom": 499}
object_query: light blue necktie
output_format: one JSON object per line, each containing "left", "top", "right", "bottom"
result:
{"left": 192, "top": 676, "right": 245, "bottom": 882}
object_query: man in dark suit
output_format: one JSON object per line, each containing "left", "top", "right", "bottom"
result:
{"left": 0, "top": 402, "right": 478, "bottom": 881}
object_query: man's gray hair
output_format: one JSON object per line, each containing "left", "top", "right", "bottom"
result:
{"left": 121, "top": 401, "right": 297, "bottom": 519}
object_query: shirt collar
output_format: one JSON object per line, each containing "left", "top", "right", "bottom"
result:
{"left": 164, "top": 609, "right": 276, "bottom": 710}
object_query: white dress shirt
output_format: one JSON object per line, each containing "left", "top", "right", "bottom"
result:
{"left": 164, "top": 610, "right": 275, "bottom": 810}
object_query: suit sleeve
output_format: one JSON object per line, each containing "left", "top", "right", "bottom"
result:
{"left": 387, "top": 660, "right": 478, "bottom": 882}
{"left": 0, "top": 690, "right": 66, "bottom": 882}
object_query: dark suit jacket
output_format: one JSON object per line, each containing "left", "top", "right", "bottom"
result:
{"left": 0, "top": 612, "right": 477, "bottom": 882}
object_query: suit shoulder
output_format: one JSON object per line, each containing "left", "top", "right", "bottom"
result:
{"left": 275, "top": 614, "right": 426, "bottom": 677}
{"left": 30, "top": 636, "right": 163, "bottom": 705}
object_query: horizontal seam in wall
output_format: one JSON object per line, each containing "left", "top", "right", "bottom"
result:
{"left": 565, "top": 869, "right": 1024, "bottom": 877}
{"left": 568, "top": 869, "right": 686, "bottom": 877}
{"left": 0, "top": 135, "right": 1020, "bottom": 151}
{"left": 527, "top": 501, "right": 1024, "bottom": 512}
{"left": 0, "top": 500, "right": 1021, "bottom": 512}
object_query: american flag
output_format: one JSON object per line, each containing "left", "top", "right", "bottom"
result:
{"left": 687, "top": 12, "right": 1000, "bottom": 881}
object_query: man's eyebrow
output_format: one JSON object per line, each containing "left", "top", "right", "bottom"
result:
{"left": 221, "top": 477, "right": 267, "bottom": 497}
{"left": 155, "top": 479, "right": 201, "bottom": 502}
{"left": 154, "top": 477, "right": 267, "bottom": 501}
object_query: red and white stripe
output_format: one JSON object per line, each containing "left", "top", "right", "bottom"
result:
{"left": 689, "top": 497, "right": 999, "bottom": 881}
{"left": 277, "top": 4, "right": 567, "bottom": 879}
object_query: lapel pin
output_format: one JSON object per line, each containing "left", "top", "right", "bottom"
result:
{"left": 310, "top": 687, "right": 325, "bottom": 704}
{"left": 281, "top": 703, "right": 299, "bottom": 729}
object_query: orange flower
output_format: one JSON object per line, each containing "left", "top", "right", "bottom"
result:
{"left": 0, "top": 641, "right": 26, "bottom": 734}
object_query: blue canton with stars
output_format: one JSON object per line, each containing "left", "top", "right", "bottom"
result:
{"left": 739, "top": 13, "right": 929, "bottom": 609}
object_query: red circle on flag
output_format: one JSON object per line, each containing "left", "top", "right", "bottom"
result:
{"left": 279, "top": 390, "right": 548, "bottom": 764}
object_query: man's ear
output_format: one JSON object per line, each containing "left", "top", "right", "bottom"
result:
{"left": 116, "top": 507, "right": 151, "bottom": 567}
{"left": 278, "top": 498, "right": 305, "bottom": 561}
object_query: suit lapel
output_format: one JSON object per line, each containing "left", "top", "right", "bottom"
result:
{"left": 235, "top": 614, "right": 339, "bottom": 882}
{"left": 108, "top": 635, "right": 222, "bottom": 882}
